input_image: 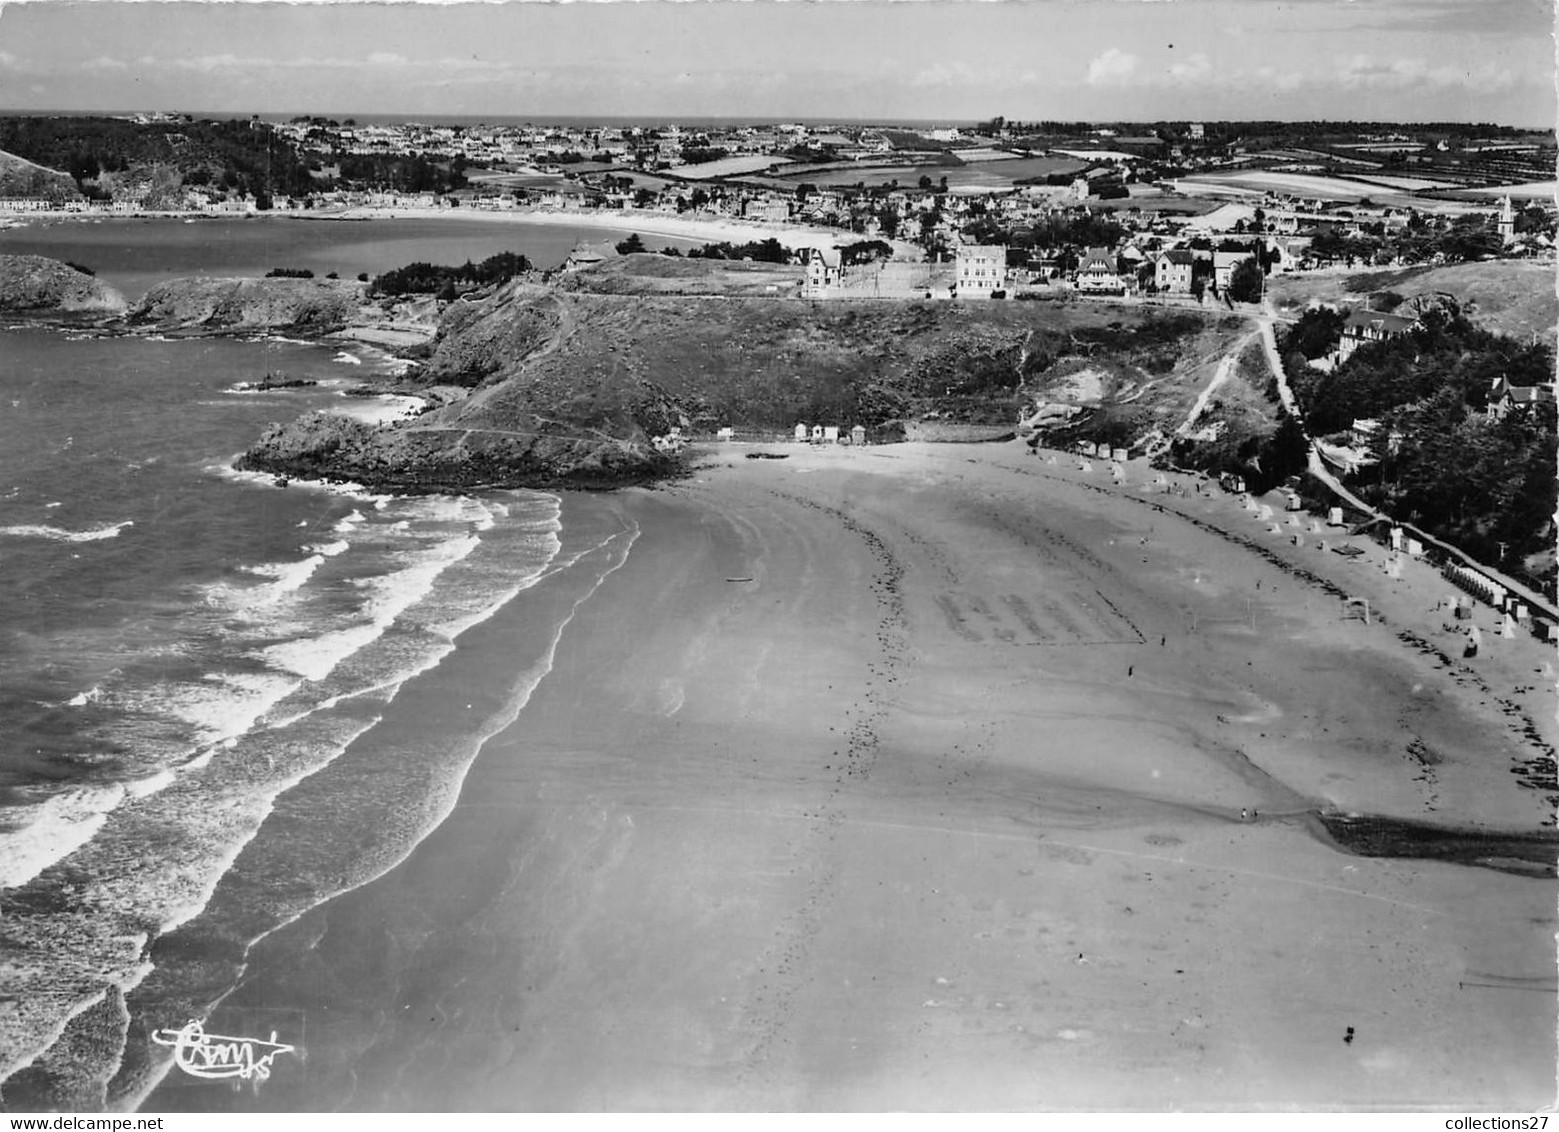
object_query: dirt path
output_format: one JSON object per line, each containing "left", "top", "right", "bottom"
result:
{"left": 1177, "top": 327, "right": 1259, "bottom": 437}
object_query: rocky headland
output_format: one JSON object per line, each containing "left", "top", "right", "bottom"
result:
{"left": 0, "top": 254, "right": 126, "bottom": 313}
{"left": 129, "top": 275, "right": 365, "bottom": 334}
{"left": 234, "top": 255, "right": 1249, "bottom": 491}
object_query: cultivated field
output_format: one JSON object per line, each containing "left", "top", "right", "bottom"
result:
{"left": 774, "top": 155, "right": 1086, "bottom": 192}
{"left": 674, "top": 154, "right": 795, "bottom": 181}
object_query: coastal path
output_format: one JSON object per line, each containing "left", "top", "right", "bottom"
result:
{"left": 1254, "top": 303, "right": 1558, "bottom": 621}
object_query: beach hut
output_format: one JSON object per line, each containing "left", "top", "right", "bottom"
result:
{"left": 1407, "top": 538, "right": 1424, "bottom": 557}
{"left": 811, "top": 425, "right": 825, "bottom": 444}
{"left": 1111, "top": 447, "right": 1129, "bottom": 463}
{"left": 850, "top": 425, "right": 866, "bottom": 446}
{"left": 823, "top": 426, "right": 840, "bottom": 444}
{"left": 794, "top": 423, "right": 808, "bottom": 442}
{"left": 1328, "top": 507, "right": 1345, "bottom": 527}
{"left": 717, "top": 427, "right": 734, "bottom": 442}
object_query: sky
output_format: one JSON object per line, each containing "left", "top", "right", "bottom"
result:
{"left": 0, "top": 0, "right": 1553, "bottom": 127}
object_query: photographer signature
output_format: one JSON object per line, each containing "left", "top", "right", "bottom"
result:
{"left": 151, "top": 1019, "right": 296, "bottom": 1083}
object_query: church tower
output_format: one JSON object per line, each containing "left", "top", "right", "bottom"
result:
{"left": 1497, "top": 196, "right": 1515, "bottom": 246}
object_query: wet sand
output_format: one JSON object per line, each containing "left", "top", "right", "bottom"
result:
{"left": 151, "top": 441, "right": 1557, "bottom": 1111}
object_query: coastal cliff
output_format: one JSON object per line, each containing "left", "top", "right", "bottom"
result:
{"left": 130, "top": 276, "right": 364, "bottom": 334}
{"left": 0, "top": 254, "right": 126, "bottom": 313}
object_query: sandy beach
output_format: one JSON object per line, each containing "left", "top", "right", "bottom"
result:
{"left": 310, "top": 204, "right": 920, "bottom": 257}
{"left": 150, "top": 440, "right": 1557, "bottom": 1112}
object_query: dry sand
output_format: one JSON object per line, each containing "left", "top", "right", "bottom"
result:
{"left": 154, "top": 440, "right": 1557, "bottom": 1112}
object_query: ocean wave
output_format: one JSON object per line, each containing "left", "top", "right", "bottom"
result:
{"left": 0, "top": 520, "right": 133, "bottom": 543}
{"left": 0, "top": 783, "right": 126, "bottom": 890}
{"left": 261, "top": 533, "right": 480, "bottom": 681}
{"left": 332, "top": 351, "right": 361, "bottom": 365}
{"left": 0, "top": 491, "right": 571, "bottom": 1098}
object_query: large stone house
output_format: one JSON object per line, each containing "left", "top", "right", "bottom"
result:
{"left": 1074, "top": 247, "right": 1124, "bottom": 294}
{"left": 1337, "top": 308, "right": 1418, "bottom": 362}
{"left": 801, "top": 246, "right": 843, "bottom": 297}
{"left": 955, "top": 244, "right": 1007, "bottom": 296}
{"left": 1153, "top": 249, "right": 1196, "bottom": 293}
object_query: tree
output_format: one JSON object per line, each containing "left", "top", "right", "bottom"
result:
{"left": 1227, "top": 257, "right": 1263, "bottom": 303}
{"left": 616, "top": 232, "right": 646, "bottom": 255}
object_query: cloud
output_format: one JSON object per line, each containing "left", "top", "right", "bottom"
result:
{"left": 83, "top": 56, "right": 129, "bottom": 72}
{"left": 366, "top": 52, "right": 405, "bottom": 67}
{"left": 1166, "top": 53, "right": 1213, "bottom": 84}
{"left": 1086, "top": 48, "right": 1139, "bottom": 86}
{"left": 913, "top": 61, "right": 976, "bottom": 87}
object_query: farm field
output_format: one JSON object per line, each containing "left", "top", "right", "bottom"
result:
{"left": 774, "top": 154, "right": 1086, "bottom": 191}
{"left": 1444, "top": 181, "right": 1558, "bottom": 201}
{"left": 674, "top": 154, "right": 795, "bottom": 181}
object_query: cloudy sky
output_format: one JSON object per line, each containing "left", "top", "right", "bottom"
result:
{"left": 0, "top": 0, "right": 1552, "bottom": 126}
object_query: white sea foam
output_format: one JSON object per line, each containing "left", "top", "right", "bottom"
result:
{"left": 332, "top": 509, "right": 366, "bottom": 532}
{"left": 328, "top": 394, "right": 425, "bottom": 425}
{"left": 333, "top": 351, "right": 362, "bottom": 365}
{"left": 0, "top": 784, "right": 126, "bottom": 890}
{"left": 0, "top": 491, "right": 569, "bottom": 1091}
{"left": 0, "top": 520, "right": 133, "bottom": 543}
{"left": 66, "top": 685, "right": 103, "bottom": 707}
{"left": 305, "top": 539, "right": 349, "bottom": 557}
{"left": 261, "top": 534, "right": 480, "bottom": 682}
{"left": 133, "top": 669, "right": 303, "bottom": 747}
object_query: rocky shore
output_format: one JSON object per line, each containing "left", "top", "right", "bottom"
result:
{"left": 129, "top": 275, "right": 364, "bottom": 334}
{"left": 0, "top": 254, "right": 125, "bottom": 313}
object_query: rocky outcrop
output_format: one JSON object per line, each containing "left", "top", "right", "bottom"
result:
{"left": 238, "top": 410, "right": 676, "bottom": 491}
{"left": 130, "top": 276, "right": 364, "bottom": 334}
{"left": 0, "top": 255, "right": 126, "bottom": 313}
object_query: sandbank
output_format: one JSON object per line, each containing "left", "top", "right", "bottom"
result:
{"left": 149, "top": 439, "right": 1557, "bottom": 1112}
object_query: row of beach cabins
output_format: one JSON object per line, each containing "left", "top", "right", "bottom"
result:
{"left": 1054, "top": 438, "right": 1559, "bottom": 650}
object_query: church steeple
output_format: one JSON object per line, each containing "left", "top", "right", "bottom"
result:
{"left": 1497, "top": 196, "right": 1515, "bottom": 246}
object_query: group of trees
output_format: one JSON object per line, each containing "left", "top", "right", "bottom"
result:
{"left": 0, "top": 116, "right": 322, "bottom": 204}
{"left": 334, "top": 153, "right": 467, "bottom": 196}
{"left": 368, "top": 250, "right": 532, "bottom": 299}
{"left": 1284, "top": 301, "right": 1557, "bottom": 589}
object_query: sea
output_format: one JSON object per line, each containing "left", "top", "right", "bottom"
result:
{"left": 0, "top": 218, "right": 649, "bottom": 1109}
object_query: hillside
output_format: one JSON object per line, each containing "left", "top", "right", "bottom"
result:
{"left": 0, "top": 254, "right": 125, "bottom": 313}
{"left": 241, "top": 263, "right": 1246, "bottom": 490}
{"left": 1266, "top": 259, "right": 1558, "bottom": 341}
{"left": 0, "top": 149, "right": 82, "bottom": 202}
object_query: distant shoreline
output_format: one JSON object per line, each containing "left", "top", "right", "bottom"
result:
{"left": 0, "top": 205, "right": 911, "bottom": 255}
